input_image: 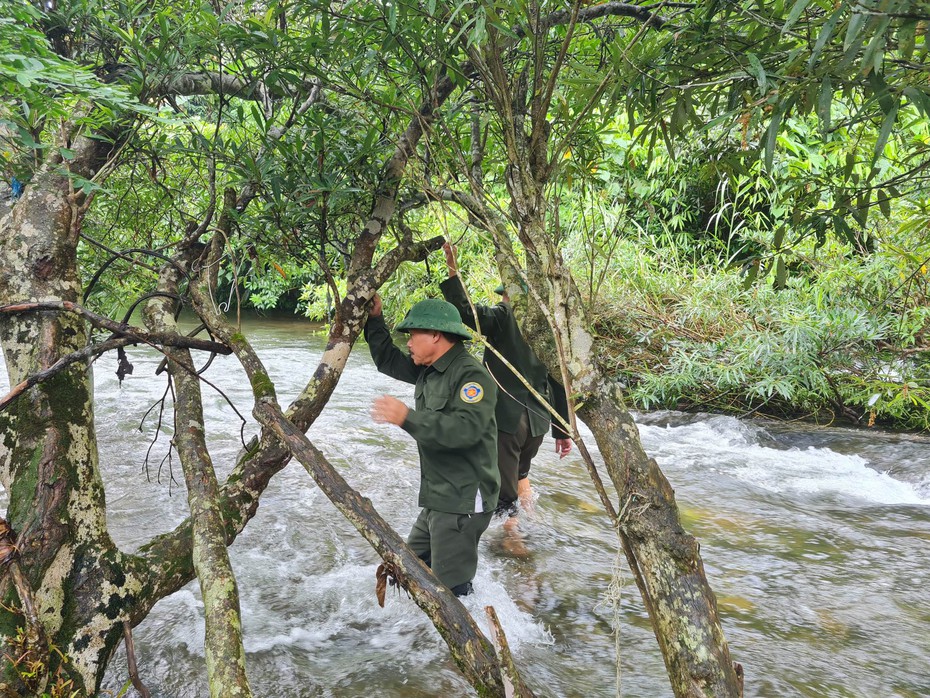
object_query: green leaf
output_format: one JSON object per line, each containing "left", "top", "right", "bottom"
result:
{"left": 855, "top": 190, "right": 870, "bottom": 226}
{"left": 774, "top": 256, "right": 787, "bottom": 289}
{"left": 903, "top": 87, "right": 930, "bottom": 118}
{"left": 843, "top": 12, "right": 867, "bottom": 53}
{"left": 860, "top": 17, "right": 891, "bottom": 77}
{"left": 898, "top": 19, "right": 918, "bottom": 59}
{"left": 747, "top": 53, "right": 766, "bottom": 95}
{"left": 878, "top": 190, "right": 891, "bottom": 218}
{"left": 742, "top": 260, "right": 760, "bottom": 290}
{"left": 321, "top": 9, "right": 330, "bottom": 37}
{"left": 843, "top": 152, "right": 856, "bottom": 180}
{"left": 808, "top": 8, "right": 843, "bottom": 70}
{"left": 71, "top": 175, "right": 105, "bottom": 195}
{"left": 362, "top": 126, "right": 379, "bottom": 152}
{"left": 833, "top": 215, "right": 857, "bottom": 247}
{"left": 773, "top": 224, "right": 786, "bottom": 250}
{"left": 816, "top": 77, "right": 832, "bottom": 133}
{"left": 14, "top": 126, "right": 41, "bottom": 149}
{"left": 782, "top": 0, "right": 811, "bottom": 34}
{"left": 872, "top": 102, "right": 898, "bottom": 164}
{"left": 764, "top": 101, "right": 788, "bottom": 172}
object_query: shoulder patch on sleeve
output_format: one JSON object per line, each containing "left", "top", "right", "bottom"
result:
{"left": 460, "top": 381, "right": 485, "bottom": 403}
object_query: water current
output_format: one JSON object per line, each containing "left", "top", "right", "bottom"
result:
{"left": 3, "top": 314, "right": 929, "bottom": 697}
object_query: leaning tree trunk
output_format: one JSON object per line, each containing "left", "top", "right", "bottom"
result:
{"left": 516, "top": 223, "right": 741, "bottom": 696}
{"left": 464, "top": 27, "right": 743, "bottom": 691}
{"left": 582, "top": 387, "right": 738, "bottom": 695}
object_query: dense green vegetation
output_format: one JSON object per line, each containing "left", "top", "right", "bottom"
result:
{"left": 4, "top": 0, "right": 928, "bottom": 435}
{"left": 302, "top": 114, "right": 930, "bottom": 431}
{"left": 3, "top": 0, "right": 930, "bottom": 693}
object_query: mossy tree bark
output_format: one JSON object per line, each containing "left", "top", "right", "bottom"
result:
{"left": 141, "top": 244, "right": 253, "bottom": 698}
{"left": 0, "top": 133, "right": 147, "bottom": 693}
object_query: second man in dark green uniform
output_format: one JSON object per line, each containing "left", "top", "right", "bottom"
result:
{"left": 440, "top": 243, "right": 572, "bottom": 527}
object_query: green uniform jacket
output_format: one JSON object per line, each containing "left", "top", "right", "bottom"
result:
{"left": 440, "top": 276, "right": 570, "bottom": 439}
{"left": 365, "top": 315, "right": 501, "bottom": 515}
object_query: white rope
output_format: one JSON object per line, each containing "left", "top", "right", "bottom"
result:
{"left": 606, "top": 524, "right": 625, "bottom": 698}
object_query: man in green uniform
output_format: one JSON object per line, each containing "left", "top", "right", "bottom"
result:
{"left": 365, "top": 293, "right": 500, "bottom": 597}
{"left": 440, "top": 243, "right": 572, "bottom": 526}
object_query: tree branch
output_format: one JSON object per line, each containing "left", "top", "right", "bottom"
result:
{"left": 347, "top": 73, "right": 459, "bottom": 280}
{"left": 0, "top": 334, "right": 218, "bottom": 413}
{"left": 0, "top": 301, "right": 230, "bottom": 355}
{"left": 543, "top": 1, "right": 675, "bottom": 31}
{"left": 165, "top": 71, "right": 270, "bottom": 101}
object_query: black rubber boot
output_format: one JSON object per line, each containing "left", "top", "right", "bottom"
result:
{"left": 450, "top": 581, "right": 474, "bottom": 597}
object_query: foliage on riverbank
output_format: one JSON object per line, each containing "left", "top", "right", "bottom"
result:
{"left": 68, "top": 31, "right": 930, "bottom": 434}
{"left": 584, "top": 234, "right": 930, "bottom": 431}
{"left": 297, "top": 215, "right": 930, "bottom": 432}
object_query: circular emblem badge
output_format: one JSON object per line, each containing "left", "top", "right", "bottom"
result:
{"left": 460, "top": 382, "right": 484, "bottom": 403}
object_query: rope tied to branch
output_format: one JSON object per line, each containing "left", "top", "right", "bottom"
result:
{"left": 603, "top": 524, "right": 625, "bottom": 698}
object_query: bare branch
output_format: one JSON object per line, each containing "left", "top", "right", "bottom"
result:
{"left": 122, "top": 622, "right": 151, "bottom": 698}
{"left": 1, "top": 336, "right": 140, "bottom": 413}
{"left": 0, "top": 301, "right": 229, "bottom": 354}
{"left": 543, "top": 1, "right": 675, "bottom": 31}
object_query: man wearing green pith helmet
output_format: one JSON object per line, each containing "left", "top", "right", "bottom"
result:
{"left": 365, "top": 293, "right": 500, "bottom": 597}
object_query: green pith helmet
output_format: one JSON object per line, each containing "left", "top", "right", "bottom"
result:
{"left": 396, "top": 299, "right": 472, "bottom": 339}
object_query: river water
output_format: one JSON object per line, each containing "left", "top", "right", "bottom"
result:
{"left": 3, "top": 315, "right": 929, "bottom": 697}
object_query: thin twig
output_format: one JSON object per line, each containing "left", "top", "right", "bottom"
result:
{"left": 122, "top": 621, "right": 151, "bottom": 698}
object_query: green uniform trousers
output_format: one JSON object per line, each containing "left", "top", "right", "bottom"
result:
{"left": 407, "top": 508, "right": 494, "bottom": 593}
{"left": 496, "top": 410, "right": 544, "bottom": 512}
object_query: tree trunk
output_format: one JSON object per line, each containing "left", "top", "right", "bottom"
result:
{"left": 465, "top": 28, "right": 743, "bottom": 692}
{"left": 512, "top": 209, "right": 741, "bottom": 698}
{"left": 582, "top": 388, "right": 739, "bottom": 696}
{"left": 141, "top": 251, "right": 253, "bottom": 698}
{"left": 0, "top": 142, "right": 143, "bottom": 693}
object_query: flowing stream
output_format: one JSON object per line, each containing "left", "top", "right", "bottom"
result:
{"left": 3, "top": 314, "right": 929, "bottom": 697}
